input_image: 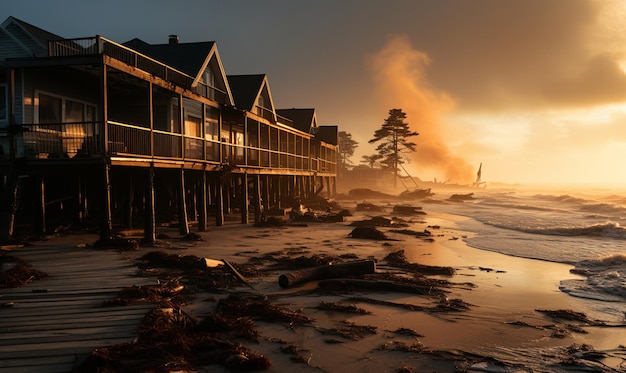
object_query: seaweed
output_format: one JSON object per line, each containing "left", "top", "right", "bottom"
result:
{"left": 0, "top": 252, "right": 47, "bottom": 288}
{"left": 384, "top": 250, "right": 455, "bottom": 276}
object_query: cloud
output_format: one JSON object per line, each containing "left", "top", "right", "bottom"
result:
{"left": 418, "top": 0, "right": 626, "bottom": 112}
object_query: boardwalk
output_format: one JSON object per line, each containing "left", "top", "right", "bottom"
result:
{"left": 0, "top": 244, "right": 156, "bottom": 373}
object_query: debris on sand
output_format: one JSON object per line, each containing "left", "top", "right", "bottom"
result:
{"left": 389, "top": 228, "right": 432, "bottom": 238}
{"left": 392, "top": 205, "right": 426, "bottom": 215}
{"left": 216, "top": 293, "right": 314, "bottom": 325}
{"left": 317, "top": 279, "right": 445, "bottom": 297}
{"left": 355, "top": 202, "right": 386, "bottom": 212}
{"left": 137, "top": 251, "right": 247, "bottom": 291}
{"left": 448, "top": 193, "right": 475, "bottom": 202}
{"left": 384, "top": 250, "right": 455, "bottom": 276}
{"left": 398, "top": 188, "right": 435, "bottom": 200}
{"left": 0, "top": 252, "right": 47, "bottom": 288}
{"left": 278, "top": 260, "right": 376, "bottom": 288}
{"left": 316, "top": 301, "right": 372, "bottom": 315}
{"left": 348, "top": 188, "right": 395, "bottom": 199}
{"left": 317, "top": 320, "right": 378, "bottom": 340}
{"left": 74, "top": 307, "right": 272, "bottom": 372}
{"left": 350, "top": 216, "right": 397, "bottom": 227}
{"left": 535, "top": 309, "right": 605, "bottom": 326}
{"left": 347, "top": 295, "right": 472, "bottom": 312}
{"left": 349, "top": 227, "right": 395, "bottom": 240}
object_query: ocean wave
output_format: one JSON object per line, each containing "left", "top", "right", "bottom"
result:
{"left": 511, "top": 222, "right": 626, "bottom": 239}
{"left": 531, "top": 194, "right": 589, "bottom": 204}
{"left": 578, "top": 202, "right": 626, "bottom": 215}
{"left": 561, "top": 254, "right": 626, "bottom": 303}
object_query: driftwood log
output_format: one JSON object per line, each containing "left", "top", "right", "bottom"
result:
{"left": 278, "top": 260, "right": 376, "bottom": 288}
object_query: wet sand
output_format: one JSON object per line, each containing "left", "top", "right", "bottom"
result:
{"left": 6, "top": 200, "right": 626, "bottom": 372}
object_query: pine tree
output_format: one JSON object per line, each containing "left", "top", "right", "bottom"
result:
{"left": 338, "top": 131, "right": 358, "bottom": 172}
{"left": 368, "top": 109, "right": 418, "bottom": 187}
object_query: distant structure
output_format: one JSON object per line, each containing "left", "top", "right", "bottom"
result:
{"left": 473, "top": 163, "right": 486, "bottom": 188}
{"left": 0, "top": 16, "right": 338, "bottom": 242}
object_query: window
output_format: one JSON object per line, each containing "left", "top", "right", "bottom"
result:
{"left": 36, "top": 92, "right": 96, "bottom": 126}
{"left": 0, "top": 84, "right": 7, "bottom": 121}
{"left": 205, "top": 106, "right": 219, "bottom": 141}
{"left": 34, "top": 91, "right": 97, "bottom": 157}
{"left": 38, "top": 93, "right": 62, "bottom": 125}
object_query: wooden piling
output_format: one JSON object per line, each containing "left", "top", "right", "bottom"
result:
{"left": 241, "top": 173, "right": 249, "bottom": 224}
{"left": 198, "top": 171, "right": 208, "bottom": 231}
{"left": 144, "top": 166, "right": 156, "bottom": 244}
{"left": 178, "top": 169, "right": 190, "bottom": 235}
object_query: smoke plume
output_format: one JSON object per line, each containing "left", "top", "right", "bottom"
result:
{"left": 367, "top": 35, "right": 475, "bottom": 184}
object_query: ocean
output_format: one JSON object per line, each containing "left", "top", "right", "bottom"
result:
{"left": 425, "top": 186, "right": 626, "bottom": 313}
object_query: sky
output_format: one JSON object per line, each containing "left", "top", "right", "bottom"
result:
{"left": 3, "top": 0, "right": 626, "bottom": 186}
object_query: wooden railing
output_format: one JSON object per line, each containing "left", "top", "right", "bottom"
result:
{"left": 48, "top": 36, "right": 229, "bottom": 104}
{"left": 20, "top": 121, "right": 336, "bottom": 173}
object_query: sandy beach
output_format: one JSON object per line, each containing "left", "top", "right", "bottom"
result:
{"left": 3, "top": 196, "right": 626, "bottom": 372}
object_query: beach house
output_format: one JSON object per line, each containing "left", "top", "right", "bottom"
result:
{"left": 0, "top": 16, "right": 337, "bottom": 243}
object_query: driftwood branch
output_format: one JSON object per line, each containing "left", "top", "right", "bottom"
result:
{"left": 278, "top": 260, "right": 376, "bottom": 288}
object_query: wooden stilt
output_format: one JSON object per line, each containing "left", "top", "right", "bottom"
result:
{"left": 178, "top": 169, "right": 190, "bottom": 235}
{"left": 39, "top": 174, "right": 46, "bottom": 234}
{"left": 198, "top": 171, "right": 208, "bottom": 231}
{"left": 253, "top": 174, "right": 261, "bottom": 223}
{"left": 100, "top": 163, "right": 114, "bottom": 242}
{"left": 125, "top": 171, "right": 134, "bottom": 229}
{"left": 144, "top": 166, "right": 156, "bottom": 244}
{"left": 241, "top": 173, "right": 249, "bottom": 224}
{"left": 215, "top": 174, "right": 224, "bottom": 226}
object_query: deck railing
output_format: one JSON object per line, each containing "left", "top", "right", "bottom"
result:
{"left": 22, "top": 122, "right": 101, "bottom": 159}
{"left": 48, "top": 36, "right": 229, "bottom": 104}
{"left": 20, "top": 120, "right": 336, "bottom": 173}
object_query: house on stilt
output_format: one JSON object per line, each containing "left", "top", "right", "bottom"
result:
{"left": 0, "top": 16, "right": 337, "bottom": 243}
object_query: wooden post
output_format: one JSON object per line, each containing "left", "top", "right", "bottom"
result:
{"left": 39, "top": 174, "right": 46, "bottom": 234}
{"left": 215, "top": 174, "right": 224, "bottom": 226}
{"left": 100, "top": 163, "right": 114, "bottom": 242}
{"left": 144, "top": 166, "right": 156, "bottom": 244}
{"left": 178, "top": 169, "right": 190, "bottom": 235}
{"left": 124, "top": 171, "right": 134, "bottom": 229}
{"left": 263, "top": 175, "right": 270, "bottom": 217}
{"left": 253, "top": 174, "right": 261, "bottom": 223}
{"left": 198, "top": 170, "right": 208, "bottom": 231}
{"left": 241, "top": 173, "right": 249, "bottom": 224}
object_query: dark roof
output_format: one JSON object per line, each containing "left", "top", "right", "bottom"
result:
{"left": 316, "top": 125, "right": 338, "bottom": 145}
{"left": 8, "top": 16, "right": 64, "bottom": 44}
{"left": 276, "top": 108, "right": 316, "bottom": 133}
{"left": 227, "top": 74, "right": 265, "bottom": 110}
{"left": 123, "top": 38, "right": 215, "bottom": 77}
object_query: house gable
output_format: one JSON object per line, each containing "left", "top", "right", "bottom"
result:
{"left": 123, "top": 38, "right": 234, "bottom": 105}
{"left": 228, "top": 74, "right": 276, "bottom": 121}
{"left": 276, "top": 108, "right": 318, "bottom": 134}
{"left": 0, "top": 16, "right": 63, "bottom": 60}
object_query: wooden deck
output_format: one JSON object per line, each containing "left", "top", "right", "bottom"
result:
{"left": 0, "top": 245, "right": 156, "bottom": 373}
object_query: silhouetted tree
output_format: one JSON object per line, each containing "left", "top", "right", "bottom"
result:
{"left": 338, "top": 131, "right": 358, "bottom": 172}
{"left": 368, "top": 109, "right": 418, "bottom": 187}
{"left": 360, "top": 154, "right": 382, "bottom": 168}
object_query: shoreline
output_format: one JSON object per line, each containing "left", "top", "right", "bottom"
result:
{"left": 3, "top": 203, "right": 625, "bottom": 372}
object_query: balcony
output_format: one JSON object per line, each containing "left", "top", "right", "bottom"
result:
{"left": 48, "top": 37, "right": 229, "bottom": 104}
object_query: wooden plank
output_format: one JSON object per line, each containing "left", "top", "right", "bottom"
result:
{"left": 0, "top": 326, "right": 136, "bottom": 346}
{"left": 0, "top": 244, "right": 157, "bottom": 372}
{"left": 0, "top": 318, "right": 142, "bottom": 333}
{"left": 0, "top": 304, "right": 153, "bottom": 325}
{"left": 0, "top": 354, "right": 76, "bottom": 368}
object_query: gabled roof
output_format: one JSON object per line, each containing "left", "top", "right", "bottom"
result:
{"left": 228, "top": 74, "right": 277, "bottom": 120}
{"left": 123, "top": 38, "right": 214, "bottom": 77}
{"left": 316, "top": 125, "right": 338, "bottom": 146}
{"left": 123, "top": 38, "right": 234, "bottom": 105}
{"left": 276, "top": 108, "right": 318, "bottom": 134}
{"left": 1, "top": 16, "right": 64, "bottom": 58}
